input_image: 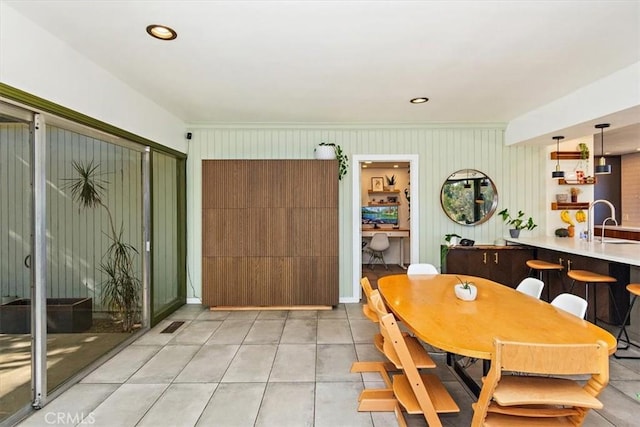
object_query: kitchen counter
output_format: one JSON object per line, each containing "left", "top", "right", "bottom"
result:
{"left": 505, "top": 236, "right": 640, "bottom": 267}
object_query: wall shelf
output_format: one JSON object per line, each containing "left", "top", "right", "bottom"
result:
{"left": 550, "top": 151, "right": 587, "bottom": 160}
{"left": 368, "top": 202, "right": 400, "bottom": 206}
{"left": 551, "top": 202, "right": 589, "bottom": 210}
{"left": 558, "top": 178, "right": 596, "bottom": 185}
{"left": 368, "top": 189, "right": 400, "bottom": 194}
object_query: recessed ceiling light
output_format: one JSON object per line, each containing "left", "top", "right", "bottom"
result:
{"left": 362, "top": 165, "right": 367, "bottom": 168}
{"left": 410, "top": 97, "right": 429, "bottom": 104}
{"left": 146, "top": 24, "right": 177, "bottom": 40}
{"left": 364, "top": 161, "right": 373, "bottom": 164}
{"left": 393, "top": 165, "right": 399, "bottom": 168}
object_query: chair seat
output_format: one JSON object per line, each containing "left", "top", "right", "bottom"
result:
{"left": 493, "top": 375, "right": 603, "bottom": 409}
{"left": 375, "top": 333, "right": 436, "bottom": 369}
{"left": 567, "top": 270, "right": 615, "bottom": 283}
{"left": 627, "top": 284, "right": 640, "bottom": 297}
{"left": 487, "top": 402, "right": 580, "bottom": 417}
{"left": 482, "top": 412, "right": 574, "bottom": 426}
{"left": 393, "top": 373, "right": 460, "bottom": 414}
{"left": 363, "top": 304, "right": 378, "bottom": 323}
{"left": 526, "top": 260, "right": 563, "bottom": 270}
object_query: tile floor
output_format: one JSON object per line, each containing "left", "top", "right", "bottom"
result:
{"left": 17, "top": 303, "right": 640, "bottom": 427}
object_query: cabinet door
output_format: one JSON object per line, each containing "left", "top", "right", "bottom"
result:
{"left": 446, "top": 248, "right": 491, "bottom": 280}
{"left": 490, "top": 248, "right": 534, "bottom": 288}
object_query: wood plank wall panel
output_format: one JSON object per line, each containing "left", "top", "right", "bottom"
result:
{"left": 202, "top": 160, "right": 338, "bottom": 307}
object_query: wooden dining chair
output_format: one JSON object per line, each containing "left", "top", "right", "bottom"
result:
{"left": 377, "top": 302, "right": 460, "bottom": 426}
{"left": 471, "top": 338, "right": 609, "bottom": 426}
{"left": 369, "top": 290, "right": 436, "bottom": 369}
{"left": 351, "top": 290, "right": 442, "bottom": 415}
{"left": 360, "top": 277, "right": 379, "bottom": 323}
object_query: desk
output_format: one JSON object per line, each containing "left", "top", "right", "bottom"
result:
{"left": 362, "top": 228, "right": 409, "bottom": 268}
{"left": 378, "top": 274, "right": 617, "bottom": 394}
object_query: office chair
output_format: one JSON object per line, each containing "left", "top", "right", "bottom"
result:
{"left": 366, "top": 233, "right": 390, "bottom": 270}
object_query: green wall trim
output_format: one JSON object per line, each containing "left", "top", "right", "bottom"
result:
{"left": 0, "top": 83, "right": 186, "bottom": 159}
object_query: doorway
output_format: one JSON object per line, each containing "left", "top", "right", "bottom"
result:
{"left": 351, "top": 154, "right": 419, "bottom": 300}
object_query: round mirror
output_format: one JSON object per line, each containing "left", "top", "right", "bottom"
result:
{"left": 440, "top": 169, "right": 498, "bottom": 226}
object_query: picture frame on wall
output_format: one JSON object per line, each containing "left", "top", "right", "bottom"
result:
{"left": 371, "top": 177, "right": 384, "bottom": 191}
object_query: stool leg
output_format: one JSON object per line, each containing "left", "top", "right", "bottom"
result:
{"left": 614, "top": 295, "right": 640, "bottom": 359}
{"left": 607, "top": 284, "right": 623, "bottom": 325}
{"left": 586, "top": 283, "right": 594, "bottom": 324}
{"left": 557, "top": 270, "right": 566, "bottom": 293}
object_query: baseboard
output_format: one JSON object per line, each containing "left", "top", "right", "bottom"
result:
{"left": 186, "top": 297, "right": 202, "bottom": 304}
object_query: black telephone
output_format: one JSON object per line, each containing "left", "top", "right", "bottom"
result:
{"left": 459, "top": 238, "right": 475, "bottom": 247}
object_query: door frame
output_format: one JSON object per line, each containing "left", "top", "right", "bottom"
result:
{"left": 351, "top": 154, "right": 420, "bottom": 300}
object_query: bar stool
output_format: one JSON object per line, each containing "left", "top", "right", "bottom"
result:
{"left": 568, "top": 269, "right": 621, "bottom": 325}
{"left": 614, "top": 284, "right": 640, "bottom": 359}
{"left": 526, "top": 259, "right": 564, "bottom": 302}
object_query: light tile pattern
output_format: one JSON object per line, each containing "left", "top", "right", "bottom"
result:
{"left": 18, "top": 303, "right": 640, "bottom": 427}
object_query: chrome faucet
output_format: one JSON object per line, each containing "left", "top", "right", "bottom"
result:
{"left": 587, "top": 199, "right": 616, "bottom": 243}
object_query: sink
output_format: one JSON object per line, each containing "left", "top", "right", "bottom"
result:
{"left": 595, "top": 237, "right": 640, "bottom": 245}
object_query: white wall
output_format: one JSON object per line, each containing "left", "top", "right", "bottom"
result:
{"left": 185, "top": 125, "right": 545, "bottom": 302}
{"left": 0, "top": 2, "right": 187, "bottom": 153}
{"left": 505, "top": 61, "right": 640, "bottom": 146}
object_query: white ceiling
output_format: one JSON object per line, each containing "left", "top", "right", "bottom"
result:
{"left": 6, "top": 0, "right": 640, "bottom": 153}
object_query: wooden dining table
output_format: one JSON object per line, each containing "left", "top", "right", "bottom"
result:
{"left": 377, "top": 274, "right": 618, "bottom": 395}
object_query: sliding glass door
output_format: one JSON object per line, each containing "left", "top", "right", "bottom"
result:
{"left": 0, "top": 107, "right": 33, "bottom": 422}
{"left": 0, "top": 97, "right": 186, "bottom": 422}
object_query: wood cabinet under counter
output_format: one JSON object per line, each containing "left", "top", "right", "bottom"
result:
{"left": 442, "top": 245, "right": 534, "bottom": 288}
{"left": 535, "top": 248, "right": 629, "bottom": 325}
{"left": 504, "top": 236, "right": 638, "bottom": 326}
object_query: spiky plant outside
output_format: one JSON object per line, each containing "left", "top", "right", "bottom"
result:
{"left": 63, "top": 161, "right": 141, "bottom": 332}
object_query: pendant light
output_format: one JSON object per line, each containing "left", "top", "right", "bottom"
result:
{"left": 594, "top": 123, "right": 611, "bottom": 175}
{"left": 463, "top": 169, "right": 471, "bottom": 188}
{"left": 551, "top": 135, "right": 565, "bottom": 178}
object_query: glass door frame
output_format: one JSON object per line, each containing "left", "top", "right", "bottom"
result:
{"left": 0, "top": 87, "right": 188, "bottom": 421}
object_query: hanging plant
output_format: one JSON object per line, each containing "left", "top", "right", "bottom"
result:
{"left": 316, "top": 142, "right": 349, "bottom": 180}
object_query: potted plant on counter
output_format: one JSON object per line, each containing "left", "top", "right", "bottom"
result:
{"left": 498, "top": 208, "right": 537, "bottom": 238}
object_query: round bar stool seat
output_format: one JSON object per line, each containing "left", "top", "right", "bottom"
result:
{"left": 615, "top": 284, "right": 640, "bottom": 359}
{"left": 526, "top": 259, "right": 563, "bottom": 302}
{"left": 568, "top": 270, "right": 619, "bottom": 325}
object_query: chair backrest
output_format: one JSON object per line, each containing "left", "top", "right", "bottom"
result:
{"left": 472, "top": 338, "right": 609, "bottom": 426}
{"left": 370, "top": 290, "right": 404, "bottom": 364}
{"left": 515, "top": 277, "right": 544, "bottom": 299}
{"left": 407, "top": 263, "right": 438, "bottom": 275}
{"left": 369, "top": 233, "right": 390, "bottom": 251}
{"left": 551, "top": 293, "right": 588, "bottom": 319}
{"left": 360, "top": 277, "right": 378, "bottom": 323}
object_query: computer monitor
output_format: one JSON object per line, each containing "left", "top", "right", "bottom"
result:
{"left": 361, "top": 205, "right": 399, "bottom": 226}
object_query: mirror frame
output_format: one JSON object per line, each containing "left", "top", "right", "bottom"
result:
{"left": 440, "top": 169, "right": 498, "bottom": 226}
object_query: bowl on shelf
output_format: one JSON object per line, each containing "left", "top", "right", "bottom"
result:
{"left": 555, "top": 194, "right": 569, "bottom": 203}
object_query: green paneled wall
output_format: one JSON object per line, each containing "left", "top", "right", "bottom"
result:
{"left": 186, "top": 125, "right": 544, "bottom": 301}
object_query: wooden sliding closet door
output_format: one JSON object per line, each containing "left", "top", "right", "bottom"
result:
{"left": 202, "top": 160, "right": 338, "bottom": 307}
